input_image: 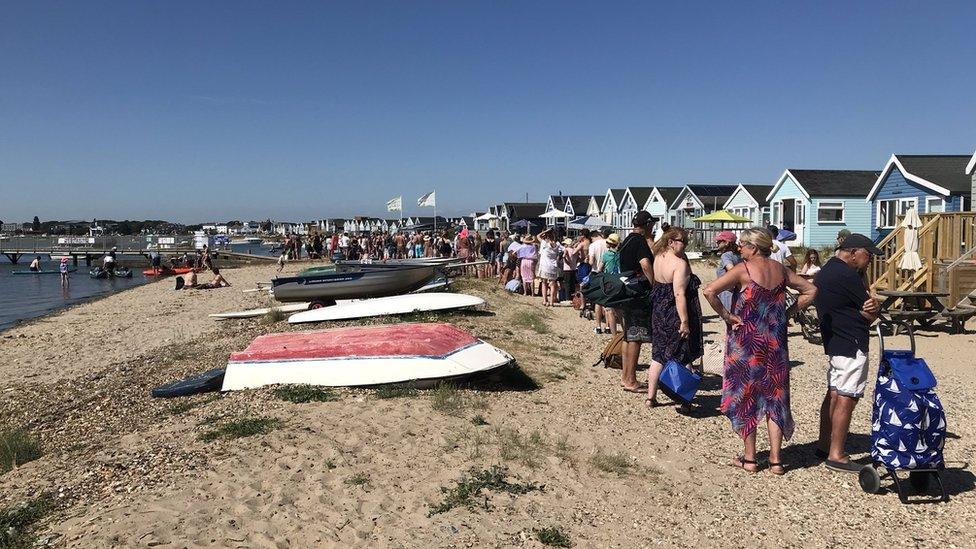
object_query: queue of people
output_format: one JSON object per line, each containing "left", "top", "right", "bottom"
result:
{"left": 502, "top": 209, "right": 884, "bottom": 476}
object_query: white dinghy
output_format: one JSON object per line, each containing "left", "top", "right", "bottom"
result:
{"left": 288, "top": 292, "right": 484, "bottom": 324}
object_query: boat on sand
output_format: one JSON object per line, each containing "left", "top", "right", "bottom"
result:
{"left": 271, "top": 264, "right": 439, "bottom": 305}
{"left": 288, "top": 292, "right": 484, "bottom": 324}
{"left": 221, "top": 322, "right": 512, "bottom": 390}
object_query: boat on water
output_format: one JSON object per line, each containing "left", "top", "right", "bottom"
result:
{"left": 271, "top": 263, "right": 439, "bottom": 305}
{"left": 221, "top": 322, "right": 513, "bottom": 390}
{"left": 90, "top": 267, "right": 133, "bottom": 279}
{"left": 230, "top": 236, "right": 264, "bottom": 245}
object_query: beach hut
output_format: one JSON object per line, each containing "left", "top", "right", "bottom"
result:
{"left": 968, "top": 150, "right": 976, "bottom": 201}
{"left": 618, "top": 187, "right": 655, "bottom": 231}
{"left": 543, "top": 195, "right": 567, "bottom": 227}
{"left": 668, "top": 185, "right": 737, "bottom": 229}
{"left": 601, "top": 188, "right": 626, "bottom": 227}
{"left": 642, "top": 186, "right": 683, "bottom": 226}
{"left": 723, "top": 184, "right": 773, "bottom": 227}
{"left": 505, "top": 202, "right": 547, "bottom": 233}
{"left": 766, "top": 170, "right": 877, "bottom": 247}
{"left": 562, "top": 196, "right": 596, "bottom": 224}
{"left": 866, "top": 155, "right": 973, "bottom": 239}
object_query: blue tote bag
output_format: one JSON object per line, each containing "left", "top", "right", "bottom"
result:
{"left": 658, "top": 359, "right": 701, "bottom": 404}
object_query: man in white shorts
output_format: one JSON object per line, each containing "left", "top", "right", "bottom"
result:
{"left": 813, "top": 233, "right": 881, "bottom": 473}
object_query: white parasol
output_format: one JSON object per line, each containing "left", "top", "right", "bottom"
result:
{"left": 540, "top": 209, "right": 572, "bottom": 219}
{"left": 898, "top": 207, "right": 923, "bottom": 271}
{"left": 475, "top": 212, "right": 498, "bottom": 221}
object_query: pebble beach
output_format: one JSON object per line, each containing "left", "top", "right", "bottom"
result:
{"left": 2, "top": 262, "right": 974, "bottom": 548}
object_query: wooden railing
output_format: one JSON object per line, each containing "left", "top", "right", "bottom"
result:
{"left": 868, "top": 212, "right": 976, "bottom": 293}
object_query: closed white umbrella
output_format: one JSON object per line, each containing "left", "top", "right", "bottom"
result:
{"left": 898, "top": 207, "right": 923, "bottom": 271}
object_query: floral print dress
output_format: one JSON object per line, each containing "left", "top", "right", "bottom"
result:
{"left": 721, "top": 263, "right": 794, "bottom": 440}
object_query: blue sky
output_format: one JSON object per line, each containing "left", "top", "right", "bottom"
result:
{"left": 1, "top": 1, "right": 974, "bottom": 223}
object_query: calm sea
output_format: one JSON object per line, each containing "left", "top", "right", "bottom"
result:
{"left": 0, "top": 243, "right": 275, "bottom": 332}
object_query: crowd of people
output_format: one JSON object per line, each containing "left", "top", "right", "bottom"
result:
{"left": 500, "top": 210, "right": 883, "bottom": 476}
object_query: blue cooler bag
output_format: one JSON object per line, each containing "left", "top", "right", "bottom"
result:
{"left": 658, "top": 359, "right": 701, "bottom": 404}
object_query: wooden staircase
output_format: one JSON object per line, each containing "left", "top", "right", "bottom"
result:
{"left": 868, "top": 212, "right": 976, "bottom": 297}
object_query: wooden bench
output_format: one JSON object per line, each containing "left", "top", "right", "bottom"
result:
{"left": 883, "top": 310, "right": 938, "bottom": 334}
{"left": 941, "top": 307, "right": 976, "bottom": 334}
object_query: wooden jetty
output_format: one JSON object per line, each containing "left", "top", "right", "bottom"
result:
{"left": 0, "top": 246, "right": 275, "bottom": 266}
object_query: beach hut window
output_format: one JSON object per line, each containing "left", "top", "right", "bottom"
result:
{"left": 925, "top": 197, "right": 945, "bottom": 213}
{"left": 817, "top": 201, "right": 845, "bottom": 223}
{"left": 877, "top": 198, "right": 917, "bottom": 229}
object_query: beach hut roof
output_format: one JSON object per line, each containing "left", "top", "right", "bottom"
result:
{"left": 563, "top": 195, "right": 592, "bottom": 213}
{"left": 738, "top": 184, "right": 774, "bottom": 207}
{"left": 654, "top": 186, "right": 684, "bottom": 207}
{"left": 626, "top": 187, "right": 655, "bottom": 208}
{"left": 770, "top": 170, "right": 879, "bottom": 201}
{"left": 967, "top": 150, "right": 976, "bottom": 175}
{"left": 509, "top": 202, "right": 548, "bottom": 218}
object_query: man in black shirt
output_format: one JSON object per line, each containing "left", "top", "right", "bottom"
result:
{"left": 618, "top": 210, "right": 656, "bottom": 392}
{"left": 813, "top": 233, "right": 881, "bottom": 473}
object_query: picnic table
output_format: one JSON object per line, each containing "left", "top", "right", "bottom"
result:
{"left": 877, "top": 290, "right": 954, "bottom": 333}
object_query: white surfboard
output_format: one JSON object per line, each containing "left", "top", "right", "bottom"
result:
{"left": 210, "top": 302, "right": 311, "bottom": 320}
{"left": 288, "top": 292, "right": 484, "bottom": 324}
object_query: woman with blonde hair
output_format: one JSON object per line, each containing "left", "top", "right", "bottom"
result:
{"left": 646, "top": 227, "right": 704, "bottom": 412}
{"left": 703, "top": 228, "right": 816, "bottom": 475}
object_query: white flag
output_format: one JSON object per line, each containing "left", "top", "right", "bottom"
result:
{"left": 417, "top": 191, "right": 436, "bottom": 207}
{"left": 386, "top": 196, "right": 402, "bottom": 212}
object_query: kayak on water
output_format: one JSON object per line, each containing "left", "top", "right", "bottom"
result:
{"left": 12, "top": 269, "right": 77, "bottom": 275}
{"left": 142, "top": 267, "right": 194, "bottom": 277}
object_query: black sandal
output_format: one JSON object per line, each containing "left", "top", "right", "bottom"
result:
{"left": 768, "top": 461, "right": 786, "bottom": 475}
{"left": 645, "top": 397, "right": 661, "bottom": 408}
{"left": 731, "top": 455, "right": 758, "bottom": 473}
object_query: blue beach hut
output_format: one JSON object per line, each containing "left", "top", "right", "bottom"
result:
{"left": 866, "top": 155, "right": 973, "bottom": 240}
{"left": 766, "top": 170, "right": 878, "bottom": 247}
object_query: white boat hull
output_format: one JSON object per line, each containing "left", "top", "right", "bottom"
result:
{"left": 288, "top": 293, "right": 484, "bottom": 324}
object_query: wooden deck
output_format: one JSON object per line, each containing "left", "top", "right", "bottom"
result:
{"left": 869, "top": 212, "right": 976, "bottom": 307}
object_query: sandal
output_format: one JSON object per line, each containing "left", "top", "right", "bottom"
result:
{"left": 768, "top": 461, "right": 786, "bottom": 476}
{"left": 622, "top": 383, "right": 648, "bottom": 393}
{"left": 645, "top": 397, "right": 661, "bottom": 408}
{"left": 731, "top": 455, "right": 758, "bottom": 473}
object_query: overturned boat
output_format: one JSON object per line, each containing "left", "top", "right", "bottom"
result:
{"left": 221, "top": 322, "right": 512, "bottom": 390}
{"left": 271, "top": 263, "right": 439, "bottom": 305}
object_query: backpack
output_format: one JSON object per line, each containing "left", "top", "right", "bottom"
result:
{"left": 592, "top": 332, "right": 625, "bottom": 369}
{"left": 581, "top": 271, "right": 650, "bottom": 307}
{"left": 871, "top": 345, "right": 946, "bottom": 470}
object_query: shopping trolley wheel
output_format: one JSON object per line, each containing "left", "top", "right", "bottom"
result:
{"left": 859, "top": 465, "right": 882, "bottom": 494}
{"left": 909, "top": 470, "right": 933, "bottom": 492}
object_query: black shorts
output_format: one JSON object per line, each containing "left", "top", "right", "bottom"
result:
{"left": 505, "top": 257, "right": 517, "bottom": 271}
{"left": 620, "top": 300, "right": 652, "bottom": 343}
{"left": 562, "top": 269, "right": 577, "bottom": 289}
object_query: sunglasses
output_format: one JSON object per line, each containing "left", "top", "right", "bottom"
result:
{"left": 671, "top": 239, "right": 687, "bottom": 244}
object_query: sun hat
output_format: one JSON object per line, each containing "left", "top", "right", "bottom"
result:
{"left": 522, "top": 235, "right": 536, "bottom": 244}
{"left": 562, "top": 237, "right": 573, "bottom": 246}
{"left": 714, "top": 230, "right": 736, "bottom": 243}
{"left": 606, "top": 233, "right": 620, "bottom": 246}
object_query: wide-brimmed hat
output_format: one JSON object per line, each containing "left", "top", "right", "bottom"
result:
{"left": 522, "top": 235, "right": 536, "bottom": 244}
{"left": 562, "top": 237, "right": 573, "bottom": 246}
{"left": 606, "top": 233, "right": 620, "bottom": 246}
{"left": 714, "top": 230, "right": 736, "bottom": 243}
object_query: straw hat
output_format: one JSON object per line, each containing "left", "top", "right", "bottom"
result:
{"left": 522, "top": 235, "right": 536, "bottom": 244}
{"left": 562, "top": 237, "right": 573, "bottom": 246}
{"left": 606, "top": 233, "right": 620, "bottom": 246}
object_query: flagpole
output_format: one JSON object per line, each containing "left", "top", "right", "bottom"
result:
{"left": 433, "top": 189, "right": 437, "bottom": 234}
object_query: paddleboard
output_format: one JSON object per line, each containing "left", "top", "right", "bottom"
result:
{"left": 222, "top": 323, "right": 512, "bottom": 390}
{"left": 288, "top": 292, "right": 484, "bottom": 324}
{"left": 209, "top": 302, "right": 311, "bottom": 320}
{"left": 12, "top": 269, "right": 76, "bottom": 275}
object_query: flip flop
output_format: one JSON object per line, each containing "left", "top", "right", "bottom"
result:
{"left": 622, "top": 384, "right": 648, "bottom": 393}
{"left": 731, "top": 455, "right": 758, "bottom": 473}
{"left": 768, "top": 461, "right": 786, "bottom": 475}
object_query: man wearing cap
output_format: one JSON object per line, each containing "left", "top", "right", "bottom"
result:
{"left": 813, "top": 233, "right": 882, "bottom": 473}
{"left": 618, "top": 210, "right": 657, "bottom": 392}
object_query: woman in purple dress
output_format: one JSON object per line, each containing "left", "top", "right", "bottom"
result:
{"left": 703, "top": 228, "right": 816, "bottom": 475}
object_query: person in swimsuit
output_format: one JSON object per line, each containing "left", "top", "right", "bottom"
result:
{"left": 29, "top": 256, "right": 41, "bottom": 272}
{"left": 59, "top": 257, "right": 70, "bottom": 287}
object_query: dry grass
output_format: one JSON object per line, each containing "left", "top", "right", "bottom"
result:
{"left": 0, "top": 428, "right": 42, "bottom": 474}
{"left": 431, "top": 384, "right": 487, "bottom": 416}
{"left": 589, "top": 450, "right": 633, "bottom": 475}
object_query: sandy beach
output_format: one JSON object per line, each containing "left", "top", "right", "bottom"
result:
{"left": 2, "top": 261, "right": 974, "bottom": 548}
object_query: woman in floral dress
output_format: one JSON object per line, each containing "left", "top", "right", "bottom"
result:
{"left": 703, "top": 228, "right": 816, "bottom": 475}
